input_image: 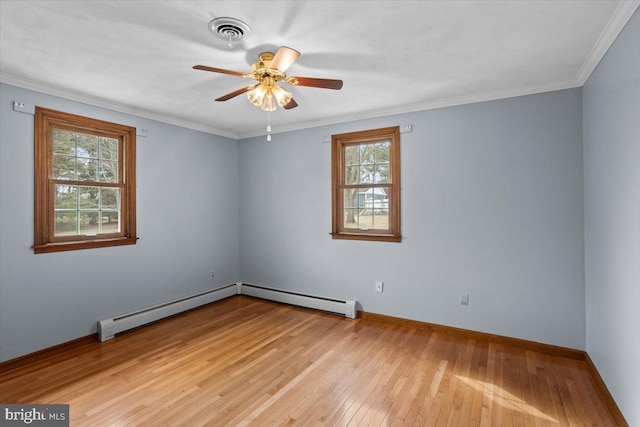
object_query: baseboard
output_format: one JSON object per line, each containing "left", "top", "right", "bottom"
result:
{"left": 0, "top": 334, "right": 98, "bottom": 374}
{"left": 358, "top": 310, "right": 585, "bottom": 360}
{"left": 584, "top": 353, "right": 629, "bottom": 427}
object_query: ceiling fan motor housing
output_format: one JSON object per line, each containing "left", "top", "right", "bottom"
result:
{"left": 252, "top": 52, "right": 286, "bottom": 82}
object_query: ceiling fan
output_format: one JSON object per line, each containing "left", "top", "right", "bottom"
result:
{"left": 193, "top": 46, "right": 343, "bottom": 111}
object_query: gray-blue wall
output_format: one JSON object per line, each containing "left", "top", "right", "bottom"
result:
{"left": 0, "top": 83, "right": 240, "bottom": 362}
{"left": 239, "top": 88, "right": 586, "bottom": 350}
{"left": 583, "top": 8, "right": 640, "bottom": 426}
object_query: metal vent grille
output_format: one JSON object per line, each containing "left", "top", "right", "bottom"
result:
{"left": 208, "top": 17, "right": 251, "bottom": 42}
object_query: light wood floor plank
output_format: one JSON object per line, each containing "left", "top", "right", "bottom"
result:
{"left": 0, "top": 296, "right": 619, "bottom": 426}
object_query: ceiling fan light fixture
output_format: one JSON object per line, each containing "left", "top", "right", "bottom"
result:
{"left": 247, "top": 85, "right": 267, "bottom": 107}
{"left": 272, "top": 84, "right": 293, "bottom": 108}
{"left": 247, "top": 83, "right": 292, "bottom": 111}
{"left": 262, "top": 93, "right": 277, "bottom": 112}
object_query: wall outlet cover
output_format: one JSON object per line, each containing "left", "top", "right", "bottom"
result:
{"left": 460, "top": 293, "right": 469, "bottom": 305}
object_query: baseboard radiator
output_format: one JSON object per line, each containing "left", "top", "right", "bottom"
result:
{"left": 239, "top": 283, "right": 357, "bottom": 319}
{"left": 98, "top": 282, "right": 356, "bottom": 341}
{"left": 98, "top": 285, "right": 238, "bottom": 342}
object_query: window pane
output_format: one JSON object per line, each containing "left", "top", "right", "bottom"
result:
{"left": 359, "top": 212, "right": 374, "bottom": 229}
{"left": 99, "top": 160, "right": 118, "bottom": 183}
{"left": 374, "top": 163, "right": 390, "bottom": 183}
{"left": 52, "top": 129, "right": 76, "bottom": 155}
{"left": 79, "top": 211, "right": 99, "bottom": 235}
{"left": 362, "top": 187, "right": 389, "bottom": 212}
{"left": 360, "top": 144, "right": 375, "bottom": 164}
{"left": 53, "top": 154, "right": 76, "bottom": 180}
{"left": 79, "top": 186, "right": 99, "bottom": 209}
{"left": 376, "top": 209, "right": 389, "bottom": 229}
{"left": 345, "top": 146, "right": 359, "bottom": 166}
{"left": 360, "top": 164, "right": 375, "bottom": 183}
{"left": 76, "top": 134, "right": 98, "bottom": 158}
{"left": 52, "top": 131, "right": 119, "bottom": 184}
{"left": 101, "top": 188, "right": 120, "bottom": 209}
{"left": 345, "top": 166, "right": 359, "bottom": 184}
{"left": 375, "top": 142, "right": 390, "bottom": 163}
{"left": 55, "top": 185, "right": 77, "bottom": 209}
{"left": 77, "top": 157, "right": 98, "bottom": 181}
{"left": 360, "top": 185, "right": 388, "bottom": 229}
{"left": 345, "top": 142, "right": 391, "bottom": 184}
{"left": 54, "top": 186, "right": 121, "bottom": 236}
{"left": 360, "top": 210, "right": 389, "bottom": 230}
{"left": 343, "top": 188, "right": 359, "bottom": 209}
{"left": 99, "top": 137, "right": 119, "bottom": 161}
{"left": 54, "top": 211, "right": 77, "bottom": 236}
{"left": 344, "top": 208, "right": 359, "bottom": 228}
{"left": 101, "top": 211, "right": 120, "bottom": 233}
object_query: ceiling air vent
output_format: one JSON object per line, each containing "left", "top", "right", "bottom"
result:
{"left": 208, "top": 17, "right": 251, "bottom": 43}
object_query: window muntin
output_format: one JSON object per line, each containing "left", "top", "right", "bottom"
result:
{"left": 52, "top": 130, "right": 119, "bottom": 182}
{"left": 331, "top": 126, "right": 401, "bottom": 242}
{"left": 50, "top": 129, "right": 122, "bottom": 239}
{"left": 54, "top": 185, "right": 121, "bottom": 237}
{"left": 34, "top": 107, "right": 137, "bottom": 253}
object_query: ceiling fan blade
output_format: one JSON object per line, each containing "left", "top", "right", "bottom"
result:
{"left": 215, "top": 86, "right": 255, "bottom": 102}
{"left": 269, "top": 46, "right": 301, "bottom": 73}
{"left": 288, "top": 76, "right": 343, "bottom": 90}
{"left": 283, "top": 98, "right": 298, "bottom": 110}
{"left": 193, "top": 65, "right": 246, "bottom": 77}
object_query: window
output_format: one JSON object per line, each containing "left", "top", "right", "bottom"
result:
{"left": 331, "top": 126, "right": 401, "bottom": 242}
{"left": 34, "top": 107, "right": 137, "bottom": 253}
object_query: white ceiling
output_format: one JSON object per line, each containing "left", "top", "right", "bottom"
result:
{"left": 1, "top": 1, "right": 638, "bottom": 139}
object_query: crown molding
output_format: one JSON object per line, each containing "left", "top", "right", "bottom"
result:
{"left": 235, "top": 79, "right": 581, "bottom": 140}
{"left": 577, "top": 0, "right": 640, "bottom": 84}
{"left": 0, "top": 72, "right": 586, "bottom": 142}
{"left": 0, "top": 72, "right": 239, "bottom": 140}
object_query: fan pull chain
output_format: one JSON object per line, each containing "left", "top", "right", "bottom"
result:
{"left": 266, "top": 112, "right": 272, "bottom": 141}
{"left": 228, "top": 33, "right": 233, "bottom": 49}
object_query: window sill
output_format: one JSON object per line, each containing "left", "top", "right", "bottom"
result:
{"left": 330, "top": 232, "right": 401, "bottom": 243}
{"left": 33, "top": 237, "right": 138, "bottom": 254}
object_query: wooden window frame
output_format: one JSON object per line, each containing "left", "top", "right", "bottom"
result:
{"left": 34, "top": 107, "right": 137, "bottom": 253}
{"left": 331, "top": 126, "right": 401, "bottom": 242}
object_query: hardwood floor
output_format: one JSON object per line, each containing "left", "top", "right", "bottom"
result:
{"left": 0, "top": 296, "right": 617, "bottom": 426}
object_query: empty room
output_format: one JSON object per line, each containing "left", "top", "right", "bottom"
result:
{"left": 0, "top": 1, "right": 638, "bottom": 425}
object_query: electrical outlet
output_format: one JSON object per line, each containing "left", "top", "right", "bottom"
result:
{"left": 375, "top": 281, "right": 384, "bottom": 293}
{"left": 210, "top": 271, "right": 215, "bottom": 279}
{"left": 460, "top": 293, "right": 469, "bottom": 305}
